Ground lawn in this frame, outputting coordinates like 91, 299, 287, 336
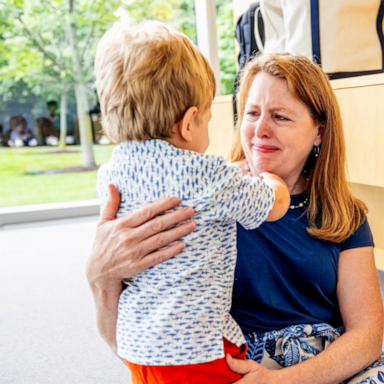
0, 145, 114, 207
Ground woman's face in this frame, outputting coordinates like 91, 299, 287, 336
240, 71, 322, 192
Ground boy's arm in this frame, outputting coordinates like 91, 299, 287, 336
259, 171, 290, 222
209, 160, 289, 229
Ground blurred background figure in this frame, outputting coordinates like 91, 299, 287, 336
46, 100, 76, 145
46, 100, 60, 132
89, 100, 110, 145
35, 117, 59, 146
0, 124, 5, 147
7, 116, 37, 147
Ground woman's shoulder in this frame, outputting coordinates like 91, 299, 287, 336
341, 219, 374, 251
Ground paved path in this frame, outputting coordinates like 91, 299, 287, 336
0, 217, 130, 384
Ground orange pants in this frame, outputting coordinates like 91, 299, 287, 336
124, 338, 247, 384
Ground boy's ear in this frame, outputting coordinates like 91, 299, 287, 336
176, 106, 198, 142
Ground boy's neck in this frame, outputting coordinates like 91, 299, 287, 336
165, 136, 203, 154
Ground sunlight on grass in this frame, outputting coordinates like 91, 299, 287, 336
0, 145, 115, 207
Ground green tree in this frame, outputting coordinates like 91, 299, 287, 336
125, 0, 180, 22
0, 0, 121, 166
178, 0, 197, 43
177, 0, 237, 95
0, 0, 238, 163
217, 0, 237, 95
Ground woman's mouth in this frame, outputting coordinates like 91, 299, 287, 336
252, 144, 280, 154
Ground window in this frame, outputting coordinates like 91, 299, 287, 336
0, 0, 236, 210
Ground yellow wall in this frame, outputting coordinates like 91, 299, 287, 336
331, 76, 384, 269
350, 183, 384, 269
206, 95, 235, 159
332, 75, 384, 187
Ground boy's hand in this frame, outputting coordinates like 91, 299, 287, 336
232, 159, 251, 176
259, 172, 290, 222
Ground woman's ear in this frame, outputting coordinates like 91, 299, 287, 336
175, 106, 198, 142
314, 124, 323, 146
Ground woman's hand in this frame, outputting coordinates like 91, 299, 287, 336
87, 184, 196, 287
86, 184, 195, 352
227, 355, 286, 384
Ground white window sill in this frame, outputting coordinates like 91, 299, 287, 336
0, 200, 99, 226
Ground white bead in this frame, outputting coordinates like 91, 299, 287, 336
289, 197, 308, 210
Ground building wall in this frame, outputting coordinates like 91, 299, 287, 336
207, 95, 235, 159
330, 74, 384, 268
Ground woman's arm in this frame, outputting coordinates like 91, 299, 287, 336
86, 185, 196, 353
227, 246, 383, 384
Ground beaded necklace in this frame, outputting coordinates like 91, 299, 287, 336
289, 196, 309, 210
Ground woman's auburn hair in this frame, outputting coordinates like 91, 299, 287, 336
231, 54, 367, 243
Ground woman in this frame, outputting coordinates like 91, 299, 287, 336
87, 54, 383, 383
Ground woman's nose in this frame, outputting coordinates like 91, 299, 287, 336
254, 114, 272, 138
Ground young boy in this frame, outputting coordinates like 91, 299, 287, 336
95, 21, 289, 384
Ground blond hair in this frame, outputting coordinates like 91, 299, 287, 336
231, 54, 367, 243
94, 21, 216, 142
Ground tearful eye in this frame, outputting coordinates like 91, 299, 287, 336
274, 114, 289, 121
246, 111, 260, 118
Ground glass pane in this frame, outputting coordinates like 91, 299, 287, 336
0, 0, 235, 208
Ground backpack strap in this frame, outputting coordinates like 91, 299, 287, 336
233, 2, 264, 126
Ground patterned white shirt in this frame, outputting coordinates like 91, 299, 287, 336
97, 140, 275, 365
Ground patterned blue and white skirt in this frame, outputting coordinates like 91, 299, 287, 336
245, 323, 384, 384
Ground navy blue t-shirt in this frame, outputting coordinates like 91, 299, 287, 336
231, 192, 374, 334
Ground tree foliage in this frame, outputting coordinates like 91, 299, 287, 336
0, 0, 237, 111
0, 0, 121, 105
0, 0, 127, 165
125, 0, 180, 22
216, 0, 237, 95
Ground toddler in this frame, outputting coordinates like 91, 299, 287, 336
95, 21, 289, 384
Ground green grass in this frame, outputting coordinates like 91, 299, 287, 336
0, 145, 114, 207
